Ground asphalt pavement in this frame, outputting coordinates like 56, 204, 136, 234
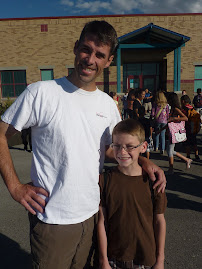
0, 131, 202, 269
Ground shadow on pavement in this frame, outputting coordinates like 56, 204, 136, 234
9, 146, 32, 153
166, 171, 202, 198
166, 192, 202, 212
8, 146, 24, 151
0, 233, 31, 269
163, 169, 202, 213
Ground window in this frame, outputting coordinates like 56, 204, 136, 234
1, 70, 27, 98
68, 68, 74, 75
194, 66, 202, 92
41, 69, 54, 81
41, 24, 48, 32
123, 63, 159, 91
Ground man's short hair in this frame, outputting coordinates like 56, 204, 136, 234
112, 119, 145, 143
78, 20, 118, 56
197, 88, 201, 94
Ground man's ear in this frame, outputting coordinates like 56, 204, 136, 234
74, 40, 79, 55
140, 141, 147, 154
104, 55, 114, 69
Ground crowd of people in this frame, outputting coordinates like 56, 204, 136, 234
110, 87, 201, 174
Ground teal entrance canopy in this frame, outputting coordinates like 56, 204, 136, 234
117, 23, 190, 93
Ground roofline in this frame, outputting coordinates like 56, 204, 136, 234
0, 12, 202, 22
118, 23, 190, 43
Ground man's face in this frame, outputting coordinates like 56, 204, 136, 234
73, 35, 114, 91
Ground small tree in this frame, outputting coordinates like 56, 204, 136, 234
0, 98, 14, 118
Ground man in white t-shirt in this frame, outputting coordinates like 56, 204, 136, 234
0, 21, 166, 269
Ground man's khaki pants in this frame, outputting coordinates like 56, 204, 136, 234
29, 213, 97, 269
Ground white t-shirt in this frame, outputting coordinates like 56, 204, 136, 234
2, 77, 121, 224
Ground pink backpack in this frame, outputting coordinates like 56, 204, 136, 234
168, 121, 187, 144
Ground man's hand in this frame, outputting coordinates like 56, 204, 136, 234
139, 156, 166, 193
10, 182, 49, 215
0, 121, 49, 215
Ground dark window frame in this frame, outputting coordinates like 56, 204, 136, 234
0, 70, 27, 98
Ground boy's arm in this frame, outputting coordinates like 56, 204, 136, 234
168, 107, 188, 122
149, 94, 153, 99
0, 121, 49, 214
153, 213, 166, 269
97, 206, 111, 269
138, 156, 166, 193
150, 126, 153, 137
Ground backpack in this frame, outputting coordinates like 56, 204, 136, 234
187, 108, 201, 134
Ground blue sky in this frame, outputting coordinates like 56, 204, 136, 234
1, 0, 202, 19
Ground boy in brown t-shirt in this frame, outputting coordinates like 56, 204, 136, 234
97, 119, 167, 269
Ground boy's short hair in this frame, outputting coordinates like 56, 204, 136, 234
181, 94, 191, 104
78, 20, 118, 56
112, 119, 145, 143
109, 91, 117, 98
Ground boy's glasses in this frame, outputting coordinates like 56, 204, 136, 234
111, 142, 143, 152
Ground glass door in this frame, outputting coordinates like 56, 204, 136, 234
127, 75, 140, 90
143, 76, 156, 93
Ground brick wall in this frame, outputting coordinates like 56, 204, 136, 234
0, 13, 202, 97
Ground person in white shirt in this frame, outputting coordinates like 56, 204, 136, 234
0, 20, 166, 269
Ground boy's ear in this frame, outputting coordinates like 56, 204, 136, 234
140, 141, 147, 154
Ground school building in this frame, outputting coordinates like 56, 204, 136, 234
0, 13, 202, 100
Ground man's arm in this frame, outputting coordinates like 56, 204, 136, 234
105, 145, 116, 163
138, 156, 166, 193
0, 121, 49, 215
153, 213, 166, 269
97, 206, 111, 269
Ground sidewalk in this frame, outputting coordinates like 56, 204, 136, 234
0, 131, 202, 268
149, 130, 202, 268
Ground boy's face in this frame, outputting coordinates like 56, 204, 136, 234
73, 34, 114, 91
112, 133, 147, 169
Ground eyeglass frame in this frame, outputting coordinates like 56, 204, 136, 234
111, 142, 143, 152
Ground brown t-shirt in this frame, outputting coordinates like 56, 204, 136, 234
99, 166, 167, 267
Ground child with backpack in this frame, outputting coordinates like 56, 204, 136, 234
98, 119, 167, 269
181, 94, 201, 160
151, 91, 170, 154
158, 93, 192, 175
